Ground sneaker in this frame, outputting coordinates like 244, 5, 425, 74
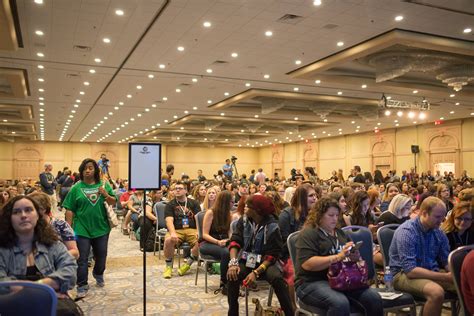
163, 266, 173, 279
75, 286, 89, 300
93, 273, 105, 287
177, 263, 191, 276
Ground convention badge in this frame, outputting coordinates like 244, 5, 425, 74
245, 252, 257, 268
256, 254, 262, 263
182, 217, 189, 228
241, 251, 248, 260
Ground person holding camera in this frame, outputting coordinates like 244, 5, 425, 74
98, 154, 110, 177
222, 159, 233, 181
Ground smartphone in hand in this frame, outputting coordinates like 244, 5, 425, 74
349, 241, 363, 253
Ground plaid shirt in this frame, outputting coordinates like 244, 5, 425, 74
389, 217, 449, 275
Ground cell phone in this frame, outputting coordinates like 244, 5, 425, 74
350, 241, 363, 253
377, 221, 385, 227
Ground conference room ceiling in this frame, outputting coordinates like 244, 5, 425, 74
0, 0, 473, 146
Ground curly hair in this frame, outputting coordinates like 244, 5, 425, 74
305, 197, 341, 229
0, 196, 59, 247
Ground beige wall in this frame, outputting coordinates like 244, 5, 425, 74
1, 118, 473, 181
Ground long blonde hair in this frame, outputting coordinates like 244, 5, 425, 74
202, 186, 220, 210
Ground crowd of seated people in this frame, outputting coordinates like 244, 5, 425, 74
1, 160, 473, 315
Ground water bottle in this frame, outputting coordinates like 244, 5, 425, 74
384, 266, 394, 292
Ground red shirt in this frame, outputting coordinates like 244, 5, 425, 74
120, 191, 132, 205
461, 251, 474, 314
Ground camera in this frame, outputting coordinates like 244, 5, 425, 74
231, 156, 237, 163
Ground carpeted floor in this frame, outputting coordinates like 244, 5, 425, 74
73, 226, 273, 315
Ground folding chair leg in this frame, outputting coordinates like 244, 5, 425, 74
204, 261, 208, 293
245, 286, 249, 316
267, 287, 273, 306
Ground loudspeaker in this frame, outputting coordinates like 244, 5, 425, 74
411, 145, 420, 154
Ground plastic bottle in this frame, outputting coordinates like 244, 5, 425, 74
384, 266, 394, 292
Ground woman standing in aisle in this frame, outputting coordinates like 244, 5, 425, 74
63, 158, 116, 299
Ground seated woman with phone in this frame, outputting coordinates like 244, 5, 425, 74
295, 197, 383, 315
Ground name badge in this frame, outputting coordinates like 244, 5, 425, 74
245, 252, 260, 269
182, 217, 189, 228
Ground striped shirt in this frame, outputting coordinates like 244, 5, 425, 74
389, 217, 449, 275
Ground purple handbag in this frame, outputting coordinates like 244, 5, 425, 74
327, 258, 369, 291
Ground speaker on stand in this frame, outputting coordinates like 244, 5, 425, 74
411, 145, 419, 173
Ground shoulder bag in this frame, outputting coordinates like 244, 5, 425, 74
327, 256, 369, 291
102, 181, 118, 228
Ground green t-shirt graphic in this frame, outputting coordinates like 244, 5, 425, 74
63, 181, 115, 238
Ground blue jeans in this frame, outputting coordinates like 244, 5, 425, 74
199, 241, 229, 283
296, 280, 383, 316
76, 233, 110, 288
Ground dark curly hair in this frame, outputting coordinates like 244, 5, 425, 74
305, 197, 341, 229
0, 195, 59, 247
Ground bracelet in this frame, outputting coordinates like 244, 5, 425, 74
259, 264, 267, 271
252, 270, 259, 278
228, 258, 239, 267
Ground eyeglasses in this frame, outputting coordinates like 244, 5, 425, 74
175, 187, 185, 191
455, 217, 472, 222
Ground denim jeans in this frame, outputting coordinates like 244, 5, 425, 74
76, 233, 110, 289
199, 241, 229, 284
227, 263, 294, 316
296, 280, 383, 316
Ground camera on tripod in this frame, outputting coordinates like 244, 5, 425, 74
231, 156, 237, 164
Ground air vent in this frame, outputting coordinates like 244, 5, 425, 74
66, 73, 80, 78
73, 45, 91, 52
179, 83, 191, 87
277, 14, 304, 25
322, 23, 339, 29
211, 60, 229, 65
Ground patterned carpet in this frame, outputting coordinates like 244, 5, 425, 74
74, 227, 273, 316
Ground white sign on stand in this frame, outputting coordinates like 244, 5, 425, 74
128, 143, 162, 190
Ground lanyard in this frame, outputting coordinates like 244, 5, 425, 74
176, 198, 188, 216
319, 227, 340, 253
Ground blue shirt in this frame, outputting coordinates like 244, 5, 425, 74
222, 163, 232, 178
389, 217, 450, 275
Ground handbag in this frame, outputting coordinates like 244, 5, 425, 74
327, 257, 369, 291
104, 201, 119, 228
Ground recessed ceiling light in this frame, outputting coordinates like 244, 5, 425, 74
148, 74, 154, 79
115, 9, 124, 16
386, 96, 392, 100
37, 52, 44, 57
337, 91, 342, 95
37, 65, 44, 69
177, 46, 184, 51
351, 121, 355, 124
295, 60, 302, 65
127, 94, 132, 98
192, 78, 198, 82
38, 88, 44, 92
119, 101, 124, 105
224, 92, 229, 96
361, 84, 367, 89
293, 87, 299, 91
324, 119, 328, 122
419, 112, 426, 119
315, 80, 321, 84
313, 0, 322, 6
449, 94, 455, 97
395, 15, 404, 21
412, 90, 418, 94
397, 111, 403, 117
162, 97, 168, 101
254, 115, 259, 118
463, 28, 472, 34
471, 113, 474, 116
38, 78, 44, 82
193, 106, 198, 110
103, 38, 111, 43
337, 41, 344, 47
455, 102, 460, 105
137, 85, 142, 89
35, 30, 44, 36
114, 106, 119, 110
203, 21, 212, 28
356, 125, 360, 128
206, 68, 213, 73
263, 74, 270, 79
159, 64, 166, 69
83, 81, 90, 86
231, 52, 238, 58
294, 117, 298, 120
184, 110, 189, 114
79, 91, 85, 95
89, 69, 96, 74
395, 124, 399, 127
385, 110, 391, 116
450, 111, 455, 114
265, 31, 273, 37
34, 0, 43, 4
245, 82, 251, 87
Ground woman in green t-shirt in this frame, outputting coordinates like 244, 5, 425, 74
63, 158, 116, 299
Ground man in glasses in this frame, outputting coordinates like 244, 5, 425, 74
162, 181, 201, 278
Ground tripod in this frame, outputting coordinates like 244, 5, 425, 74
231, 162, 239, 180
